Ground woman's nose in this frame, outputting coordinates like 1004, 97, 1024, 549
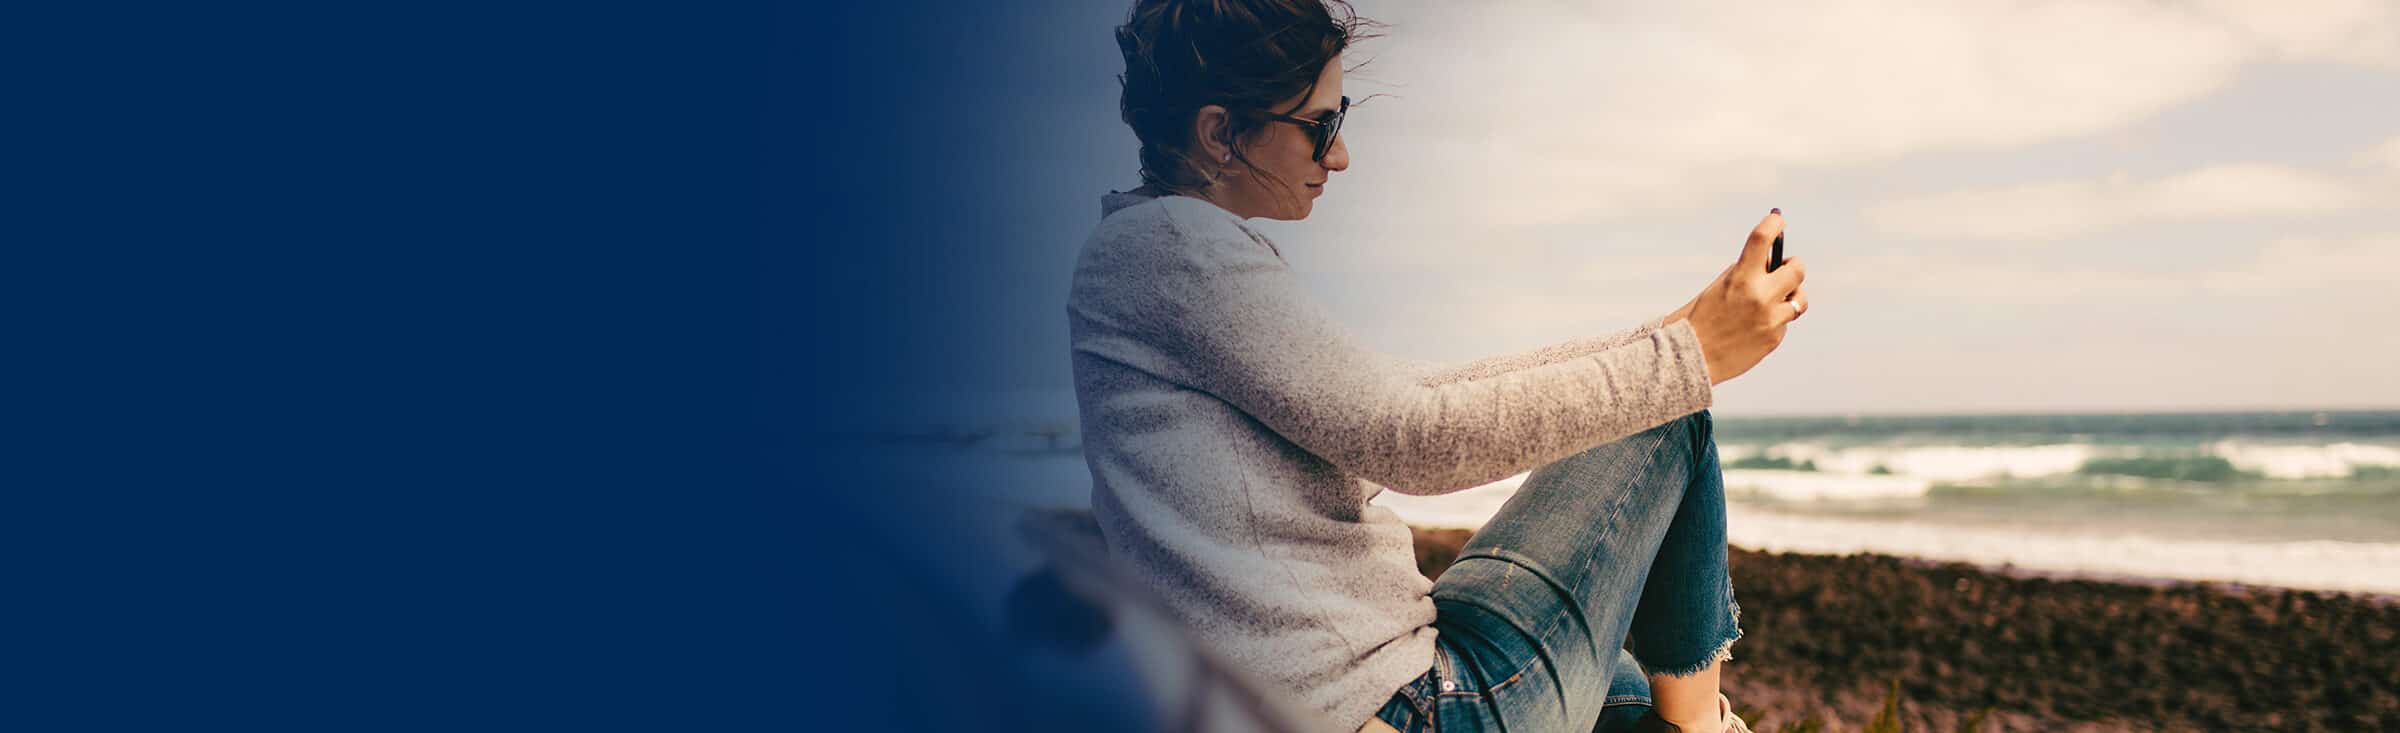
1322, 134, 1350, 171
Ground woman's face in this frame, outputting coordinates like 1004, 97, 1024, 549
1199, 58, 1350, 221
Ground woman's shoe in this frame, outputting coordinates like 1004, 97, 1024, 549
1632, 693, 1752, 733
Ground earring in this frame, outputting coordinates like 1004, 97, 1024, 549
1221, 152, 1230, 162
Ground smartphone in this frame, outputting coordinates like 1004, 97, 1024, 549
1769, 232, 1784, 272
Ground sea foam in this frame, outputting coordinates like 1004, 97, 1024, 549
1722, 504, 2400, 596
1370, 479, 2400, 595
1727, 442, 2101, 481
1728, 439, 2400, 482
2208, 439, 2400, 479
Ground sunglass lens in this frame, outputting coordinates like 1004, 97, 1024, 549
1320, 98, 1347, 160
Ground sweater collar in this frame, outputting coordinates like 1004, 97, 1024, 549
1101, 184, 1244, 222
1100, 184, 1171, 219
1100, 185, 1281, 259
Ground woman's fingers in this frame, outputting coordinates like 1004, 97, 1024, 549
1738, 210, 1784, 272
1766, 255, 1805, 297
1786, 285, 1809, 323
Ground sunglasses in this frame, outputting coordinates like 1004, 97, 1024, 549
1256, 95, 1348, 162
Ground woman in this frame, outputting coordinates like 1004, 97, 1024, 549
1069, 1, 1810, 731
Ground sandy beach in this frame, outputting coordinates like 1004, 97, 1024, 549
1410, 526, 2400, 732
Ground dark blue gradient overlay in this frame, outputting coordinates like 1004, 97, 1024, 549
11, 1, 1168, 731
766, 2, 1174, 730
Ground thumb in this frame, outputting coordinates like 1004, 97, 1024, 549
1738, 208, 1783, 273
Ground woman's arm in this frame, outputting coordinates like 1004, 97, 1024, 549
1117, 205, 1713, 496
1406, 288, 1702, 386
1408, 312, 1676, 387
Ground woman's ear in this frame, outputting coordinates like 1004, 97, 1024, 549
1192, 104, 1233, 163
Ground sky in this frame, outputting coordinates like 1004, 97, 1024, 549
889, 0, 2400, 424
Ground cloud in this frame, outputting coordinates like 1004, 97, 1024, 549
2204, 233, 2400, 296
1318, 251, 1729, 359
1322, 0, 2400, 248
2192, 0, 2400, 69
1835, 251, 2185, 304
1338, 1, 2234, 232
2357, 134, 2400, 171
1859, 162, 2382, 241
1835, 232, 2400, 304
1279, 2, 2400, 411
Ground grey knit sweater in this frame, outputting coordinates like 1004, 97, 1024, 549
1068, 187, 1715, 730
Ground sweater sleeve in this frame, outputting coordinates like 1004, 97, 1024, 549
1138, 208, 1713, 496
1409, 313, 1672, 387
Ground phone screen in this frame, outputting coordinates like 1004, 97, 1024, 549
1769, 232, 1785, 272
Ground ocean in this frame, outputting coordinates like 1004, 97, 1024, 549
864, 409, 2400, 596
1374, 410, 2400, 595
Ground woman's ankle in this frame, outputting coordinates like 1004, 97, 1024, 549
1634, 706, 1723, 733
1646, 656, 1723, 727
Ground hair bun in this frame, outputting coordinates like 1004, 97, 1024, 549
1112, 0, 1375, 192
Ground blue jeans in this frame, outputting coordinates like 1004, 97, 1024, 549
1372, 409, 1741, 732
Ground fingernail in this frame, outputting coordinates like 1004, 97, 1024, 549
1770, 207, 1781, 215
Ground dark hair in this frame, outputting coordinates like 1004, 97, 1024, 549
1114, 0, 1381, 197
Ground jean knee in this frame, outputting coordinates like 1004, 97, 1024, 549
1607, 647, 1653, 699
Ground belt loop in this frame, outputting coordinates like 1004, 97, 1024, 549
1393, 666, 1437, 725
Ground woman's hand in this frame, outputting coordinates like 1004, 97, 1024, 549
1665, 267, 1805, 327
1684, 210, 1808, 386
1662, 291, 1701, 327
